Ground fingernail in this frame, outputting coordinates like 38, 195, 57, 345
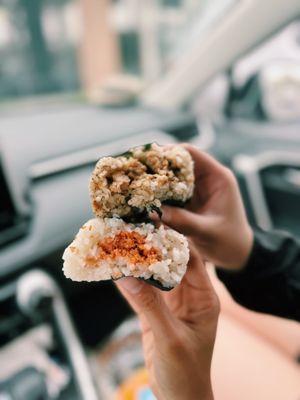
149, 210, 160, 221
118, 277, 143, 294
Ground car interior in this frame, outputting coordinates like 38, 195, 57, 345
0, 0, 300, 399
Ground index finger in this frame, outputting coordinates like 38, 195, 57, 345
181, 143, 225, 178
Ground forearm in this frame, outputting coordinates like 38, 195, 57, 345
217, 228, 300, 321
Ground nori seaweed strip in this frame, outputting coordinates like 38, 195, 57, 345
163, 199, 187, 208
171, 167, 180, 175
143, 143, 152, 151
122, 205, 163, 223
122, 207, 152, 224
149, 205, 162, 219
118, 142, 153, 159
144, 164, 155, 174
117, 142, 154, 158
117, 150, 134, 159
138, 277, 173, 291
113, 276, 173, 291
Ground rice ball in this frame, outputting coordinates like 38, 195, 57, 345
89, 143, 194, 220
63, 218, 189, 289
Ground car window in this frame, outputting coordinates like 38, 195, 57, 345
0, 0, 238, 108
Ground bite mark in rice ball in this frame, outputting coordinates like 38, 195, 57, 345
89, 143, 194, 220
63, 218, 189, 289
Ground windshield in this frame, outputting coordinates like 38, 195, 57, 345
0, 0, 237, 107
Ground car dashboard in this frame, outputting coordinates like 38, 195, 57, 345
1, 102, 300, 399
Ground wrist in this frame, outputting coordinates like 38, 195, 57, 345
233, 225, 254, 271
220, 225, 254, 271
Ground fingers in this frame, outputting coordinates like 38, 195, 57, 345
162, 242, 220, 327
115, 277, 174, 340
181, 143, 226, 177
165, 142, 227, 179
186, 242, 215, 292
182, 243, 220, 318
160, 205, 206, 237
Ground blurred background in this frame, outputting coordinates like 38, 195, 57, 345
0, 0, 236, 101
0, 1, 300, 399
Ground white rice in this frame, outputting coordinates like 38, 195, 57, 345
63, 218, 189, 288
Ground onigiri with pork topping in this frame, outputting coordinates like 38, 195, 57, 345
89, 143, 194, 220
63, 218, 189, 290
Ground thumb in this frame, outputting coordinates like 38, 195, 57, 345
116, 277, 174, 340
161, 206, 205, 237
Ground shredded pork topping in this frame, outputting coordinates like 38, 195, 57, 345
89, 144, 194, 218
85, 231, 162, 267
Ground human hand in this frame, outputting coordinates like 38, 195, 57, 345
116, 243, 219, 400
160, 144, 253, 270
